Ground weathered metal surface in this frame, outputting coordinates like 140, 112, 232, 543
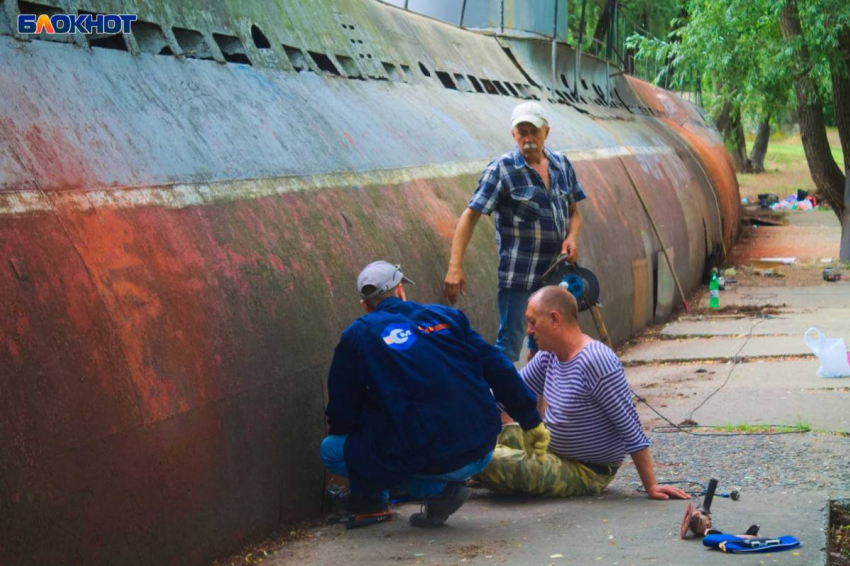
0, 0, 739, 564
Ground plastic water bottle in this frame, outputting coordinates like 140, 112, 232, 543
709, 269, 720, 309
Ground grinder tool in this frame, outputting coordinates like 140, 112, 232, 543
681, 478, 718, 539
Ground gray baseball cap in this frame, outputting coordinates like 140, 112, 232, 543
357, 261, 414, 300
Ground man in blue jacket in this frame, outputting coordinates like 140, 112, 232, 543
321, 261, 549, 528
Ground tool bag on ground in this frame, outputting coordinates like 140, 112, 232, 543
703, 533, 801, 554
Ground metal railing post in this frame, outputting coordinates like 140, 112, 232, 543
551, 2, 557, 101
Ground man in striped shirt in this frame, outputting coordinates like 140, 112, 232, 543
478, 286, 688, 500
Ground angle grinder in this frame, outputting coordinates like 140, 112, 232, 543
681, 478, 718, 538
539, 255, 601, 312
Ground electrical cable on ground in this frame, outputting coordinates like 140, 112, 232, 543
633, 480, 740, 500
632, 314, 810, 437
686, 317, 766, 422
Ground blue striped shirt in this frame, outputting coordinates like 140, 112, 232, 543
468, 147, 586, 290
520, 342, 650, 464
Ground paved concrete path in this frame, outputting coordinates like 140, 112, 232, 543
662, 308, 850, 338
627, 360, 850, 433
271, 488, 833, 566
620, 335, 813, 363
696, 283, 850, 309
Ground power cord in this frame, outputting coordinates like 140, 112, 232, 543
632, 314, 809, 437
633, 480, 740, 500
685, 317, 766, 422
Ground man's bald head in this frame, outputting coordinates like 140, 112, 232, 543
529, 285, 578, 326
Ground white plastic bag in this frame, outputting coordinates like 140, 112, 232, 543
804, 327, 850, 378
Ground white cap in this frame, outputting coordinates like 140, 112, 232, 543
511, 102, 548, 129
356, 261, 414, 300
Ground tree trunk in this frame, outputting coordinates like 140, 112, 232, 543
749, 115, 771, 174
842, 171, 850, 261
780, 0, 846, 219
714, 101, 751, 173
831, 27, 850, 173
592, 0, 614, 49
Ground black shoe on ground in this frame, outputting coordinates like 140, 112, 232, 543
409, 482, 470, 528
346, 493, 389, 515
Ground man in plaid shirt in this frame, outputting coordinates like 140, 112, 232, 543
444, 102, 586, 361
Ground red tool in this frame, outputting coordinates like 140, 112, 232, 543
681, 478, 718, 539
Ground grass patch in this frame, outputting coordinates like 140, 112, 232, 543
714, 422, 811, 434
766, 142, 844, 164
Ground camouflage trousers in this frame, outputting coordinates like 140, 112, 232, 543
477, 424, 617, 497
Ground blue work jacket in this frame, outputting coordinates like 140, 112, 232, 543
326, 297, 540, 492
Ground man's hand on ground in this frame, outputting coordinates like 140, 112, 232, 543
561, 236, 578, 262
444, 266, 466, 304
522, 422, 550, 462
645, 484, 689, 500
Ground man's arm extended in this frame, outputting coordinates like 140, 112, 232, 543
630, 448, 688, 500
444, 207, 482, 304
561, 203, 582, 261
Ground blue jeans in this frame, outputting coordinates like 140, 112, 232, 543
321, 435, 493, 500
496, 288, 537, 362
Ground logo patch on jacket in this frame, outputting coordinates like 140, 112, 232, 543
382, 323, 417, 350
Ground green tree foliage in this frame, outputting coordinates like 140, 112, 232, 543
629, 1, 791, 129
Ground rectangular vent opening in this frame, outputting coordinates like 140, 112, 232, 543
283, 44, 307, 71
173, 27, 212, 60
453, 73, 472, 91
468, 76, 484, 93
213, 33, 252, 65
491, 80, 510, 96
503, 82, 519, 97
336, 54, 362, 78
400, 64, 412, 82
134, 21, 171, 55
435, 71, 457, 90
17, 1, 71, 43
480, 78, 498, 95
515, 83, 531, 99
309, 51, 340, 75
79, 11, 127, 51
382, 62, 400, 81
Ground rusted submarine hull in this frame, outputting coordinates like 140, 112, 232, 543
0, 0, 739, 563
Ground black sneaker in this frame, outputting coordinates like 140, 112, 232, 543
346, 493, 389, 515
409, 482, 469, 528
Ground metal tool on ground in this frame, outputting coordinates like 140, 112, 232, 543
540, 255, 611, 348
327, 510, 394, 530
679, 479, 802, 553
681, 477, 718, 539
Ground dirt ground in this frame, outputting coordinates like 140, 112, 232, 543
729, 129, 844, 287
728, 213, 842, 288
831, 501, 850, 566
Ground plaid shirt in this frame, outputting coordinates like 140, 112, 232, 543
469, 147, 587, 290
